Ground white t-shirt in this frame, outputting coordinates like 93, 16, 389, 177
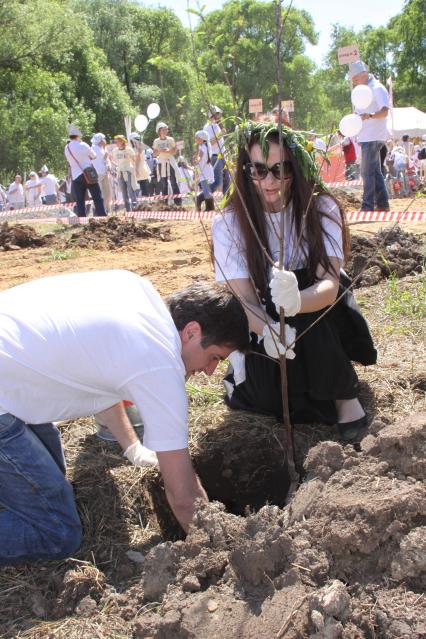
354, 75, 390, 143
7, 182, 24, 205
212, 196, 343, 281
40, 174, 58, 196
196, 144, 214, 184
153, 136, 176, 162
0, 270, 188, 452
203, 122, 225, 155
65, 140, 97, 180
91, 144, 108, 175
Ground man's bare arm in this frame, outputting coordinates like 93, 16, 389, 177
157, 449, 208, 532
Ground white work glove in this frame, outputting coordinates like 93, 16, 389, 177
123, 441, 158, 467
262, 322, 296, 360
269, 266, 301, 317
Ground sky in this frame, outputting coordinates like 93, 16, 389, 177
148, 0, 406, 66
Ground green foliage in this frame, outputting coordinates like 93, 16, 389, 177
384, 271, 426, 321
0, 0, 423, 182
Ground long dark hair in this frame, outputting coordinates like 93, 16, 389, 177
228, 130, 350, 298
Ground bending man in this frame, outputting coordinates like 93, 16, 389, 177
0, 271, 249, 565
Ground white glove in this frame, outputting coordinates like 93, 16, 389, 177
262, 322, 296, 360
124, 441, 158, 467
269, 266, 301, 317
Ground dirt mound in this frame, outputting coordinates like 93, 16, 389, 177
328, 187, 362, 210
66, 216, 172, 249
6, 412, 423, 639
0, 221, 53, 250
347, 226, 424, 286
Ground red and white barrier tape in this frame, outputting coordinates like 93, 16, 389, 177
324, 179, 363, 187
2, 210, 425, 226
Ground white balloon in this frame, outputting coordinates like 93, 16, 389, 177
134, 114, 148, 132
351, 84, 373, 110
339, 113, 363, 138
147, 103, 161, 119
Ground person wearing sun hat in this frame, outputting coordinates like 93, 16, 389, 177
64, 124, 106, 217
110, 134, 138, 211
152, 122, 182, 206
348, 60, 390, 212
91, 132, 112, 213
193, 129, 215, 211
25, 171, 42, 206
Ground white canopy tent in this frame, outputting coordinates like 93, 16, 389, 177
389, 107, 426, 138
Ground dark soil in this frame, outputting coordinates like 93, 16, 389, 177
329, 187, 362, 210
0, 221, 54, 250
347, 226, 425, 286
66, 217, 172, 250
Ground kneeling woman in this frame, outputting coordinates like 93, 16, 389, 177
211, 122, 377, 442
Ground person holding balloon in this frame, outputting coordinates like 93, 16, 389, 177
344, 60, 390, 212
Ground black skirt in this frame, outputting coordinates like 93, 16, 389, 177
224, 269, 377, 425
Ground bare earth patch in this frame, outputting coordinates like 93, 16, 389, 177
0, 211, 425, 638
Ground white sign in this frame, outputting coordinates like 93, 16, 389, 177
338, 44, 360, 65
249, 98, 263, 114
176, 140, 185, 150
281, 100, 294, 113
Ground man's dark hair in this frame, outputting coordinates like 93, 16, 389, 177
167, 282, 250, 352
69, 135, 79, 140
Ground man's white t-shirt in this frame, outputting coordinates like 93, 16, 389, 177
65, 140, 97, 180
203, 122, 225, 155
40, 174, 58, 197
0, 270, 188, 452
212, 196, 343, 280
354, 75, 390, 143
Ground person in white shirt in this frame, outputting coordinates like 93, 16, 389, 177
39, 166, 59, 205
349, 60, 390, 211
203, 106, 230, 194
25, 172, 42, 206
152, 122, 182, 206
110, 135, 138, 211
7, 175, 25, 209
193, 130, 215, 211
211, 121, 377, 446
0, 271, 249, 565
91, 132, 112, 213
0, 185, 7, 211
64, 124, 106, 217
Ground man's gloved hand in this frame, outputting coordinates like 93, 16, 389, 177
123, 441, 158, 467
262, 322, 296, 360
269, 266, 301, 316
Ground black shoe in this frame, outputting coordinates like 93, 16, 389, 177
337, 415, 368, 444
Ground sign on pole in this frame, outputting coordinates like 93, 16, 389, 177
176, 140, 185, 150
249, 98, 263, 114
338, 44, 360, 65
281, 100, 294, 113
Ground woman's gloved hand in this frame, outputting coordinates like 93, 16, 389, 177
269, 266, 301, 316
123, 441, 158, 467
262, 322, 296, 360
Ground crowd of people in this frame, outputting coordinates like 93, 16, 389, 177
1, 90, 425, 216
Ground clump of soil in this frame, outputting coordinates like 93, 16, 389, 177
347, 226, 424, 286
66, 216, 172, 249
0, 221, 53, 250
329, 187, 362, 210
135, 202, 186, 212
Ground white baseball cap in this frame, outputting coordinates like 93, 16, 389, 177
156, 121, 168, 133
207, 105, 222, 117
91, 132, 106, 145
68, 123, 82, 136
348, 60, 369, 79
195, 130, 209, 141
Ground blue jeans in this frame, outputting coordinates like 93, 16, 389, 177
211, 155, 230, 194
118, 171, 137, 211
360, 141, 389, 211
0, 414, 82, 565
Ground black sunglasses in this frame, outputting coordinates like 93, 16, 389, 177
244, 160, 293, 181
